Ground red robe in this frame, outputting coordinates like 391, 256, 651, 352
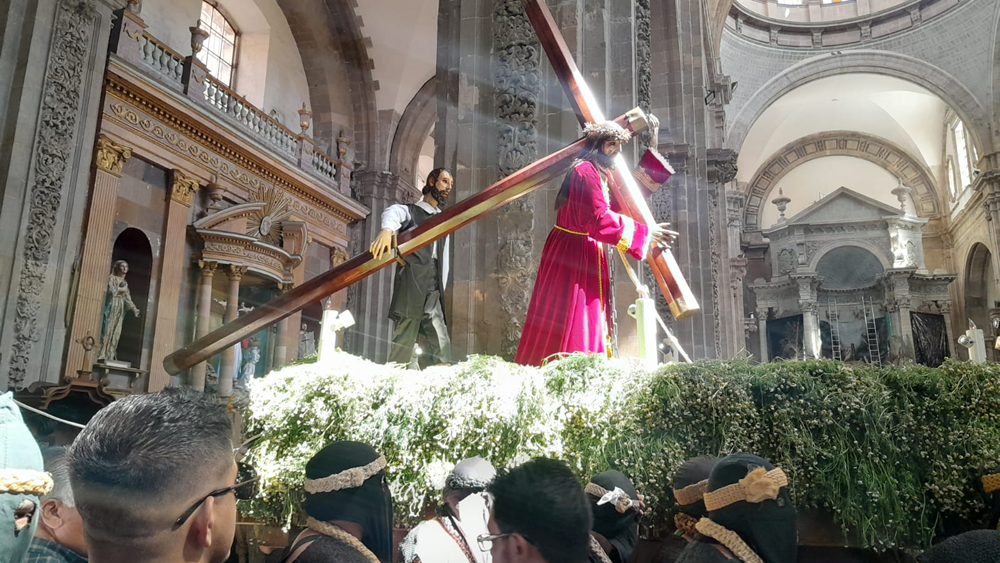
515, 161, 650, 366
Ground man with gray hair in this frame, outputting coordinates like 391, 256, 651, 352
25, 447, 86, 562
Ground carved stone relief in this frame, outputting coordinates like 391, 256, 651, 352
170, 169, 200, 206
9, 0, 98, 387
95, 135, 133, 175
778, 248, 796, 274
493, 0, 539, 359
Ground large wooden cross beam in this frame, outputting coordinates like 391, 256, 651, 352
522, 0, 699, 320
163, 110, 648, 374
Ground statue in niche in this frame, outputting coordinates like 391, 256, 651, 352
299, 323, 316, 357
240, 337, 261, 382
98, 260, 141, 362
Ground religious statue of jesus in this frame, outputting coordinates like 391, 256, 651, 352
515, 118, 676, 366
98, 259, 141, 362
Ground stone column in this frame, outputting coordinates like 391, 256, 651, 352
940, 301, 955, 354
190, 260, 218, 391
795, 275, 821, 359
1, 0, 125, 391
978, 153, 1000, 283
273, 282, 292, 368
219, 265, 246, 397
64, 135, 132, 380
148, 170, 199, 391
756, 307, 769, 362
885, 271, 916, 361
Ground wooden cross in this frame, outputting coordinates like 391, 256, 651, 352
164, 109, 648, 374
163, 0, 697, 374
521, 0, 699, 321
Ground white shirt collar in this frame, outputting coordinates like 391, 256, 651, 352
415, 200, 441, 215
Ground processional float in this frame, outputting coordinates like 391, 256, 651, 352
163, 0, 698, 375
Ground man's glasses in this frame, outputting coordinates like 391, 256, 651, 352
476, 532, 529, 552
172, 478, 258, 530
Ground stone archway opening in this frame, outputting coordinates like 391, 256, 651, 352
965, 243, 997, 335
110, 228, 153, 368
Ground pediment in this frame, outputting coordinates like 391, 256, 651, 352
785, 187, 902, 226
193, 202, 266, 234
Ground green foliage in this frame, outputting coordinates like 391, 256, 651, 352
242, 353, 1000, 550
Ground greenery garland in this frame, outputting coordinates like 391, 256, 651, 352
241, 352, 1000, 551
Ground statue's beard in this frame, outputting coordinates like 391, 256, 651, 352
592, 151, 617, 170
430, 187, 450, 206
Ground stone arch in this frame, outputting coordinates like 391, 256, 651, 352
276, 0, 380, 167
388, 77, 438, 182
964, 242, 996, 332
809, 240, 892, 272
728, 50, 991, 157
743, 131, 941, 231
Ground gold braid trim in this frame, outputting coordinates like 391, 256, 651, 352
703, 467, 787, 512
0, 469, 53, 496
588, 535, 613, 563
305, 456, 386, 493
695, 518, 763, 563
674, 512, 700, 536
306, 517, 380, 563
673, 479, 708, 506
983, 473, 1000, 494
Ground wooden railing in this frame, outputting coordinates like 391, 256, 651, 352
110, 10, 352, 192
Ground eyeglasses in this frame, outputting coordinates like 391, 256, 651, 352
172, 478, 258, 530
476, 531, 531, 552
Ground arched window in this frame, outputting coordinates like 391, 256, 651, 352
197, 2, 238, 87
946, 158, 957, 198
953, 121, 973, 190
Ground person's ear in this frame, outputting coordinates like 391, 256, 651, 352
39, 499, 62, 531
509, 532, 533, 561
187, 496, 216, 550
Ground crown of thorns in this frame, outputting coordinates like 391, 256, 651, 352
583, 121, 631, 142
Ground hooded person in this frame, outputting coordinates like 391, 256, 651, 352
281, 442, 394, 563
400, 457, 496, 563
983, 468, 1000, 530
584, 471, 642, 563
675, 453, 797, 563
918, 530, 1000, 563
672, 456, 720, 541
0, 392, 54, 563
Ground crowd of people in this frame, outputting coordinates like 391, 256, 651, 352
2, 388, 999, 563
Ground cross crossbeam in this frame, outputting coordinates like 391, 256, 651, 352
163, 110, 648, 374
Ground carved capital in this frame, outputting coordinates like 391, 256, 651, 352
227, 264, 248, 281
198, 260, 219, 276
170, 170, 201, 206
331, 247, 350, 267
95, 135, 133, 175
277, 282, 293, 293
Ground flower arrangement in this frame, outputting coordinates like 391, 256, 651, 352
242, 352, 1000, 551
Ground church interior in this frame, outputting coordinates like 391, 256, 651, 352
4, 0, 1000, 560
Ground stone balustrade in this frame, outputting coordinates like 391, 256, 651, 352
109, 11, 351, 193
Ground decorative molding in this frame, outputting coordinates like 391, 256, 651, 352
94, 135, 133, 174
9, 0, 97, 388
493, 0, 539, 359
103, 74, 363, 228
726, 0, 962, 49
743, 131, 940, 230
635, 0, 652, 149
245, 184, 292, 246
707, 148, 738, 184
709, 190, 722, 358
170, 169, 200, 206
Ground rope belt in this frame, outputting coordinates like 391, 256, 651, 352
554, 225, 588, 236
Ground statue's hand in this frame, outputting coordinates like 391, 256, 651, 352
650, 222, 679, 249
370, 228, 394, 260
133, 309, 141, 318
